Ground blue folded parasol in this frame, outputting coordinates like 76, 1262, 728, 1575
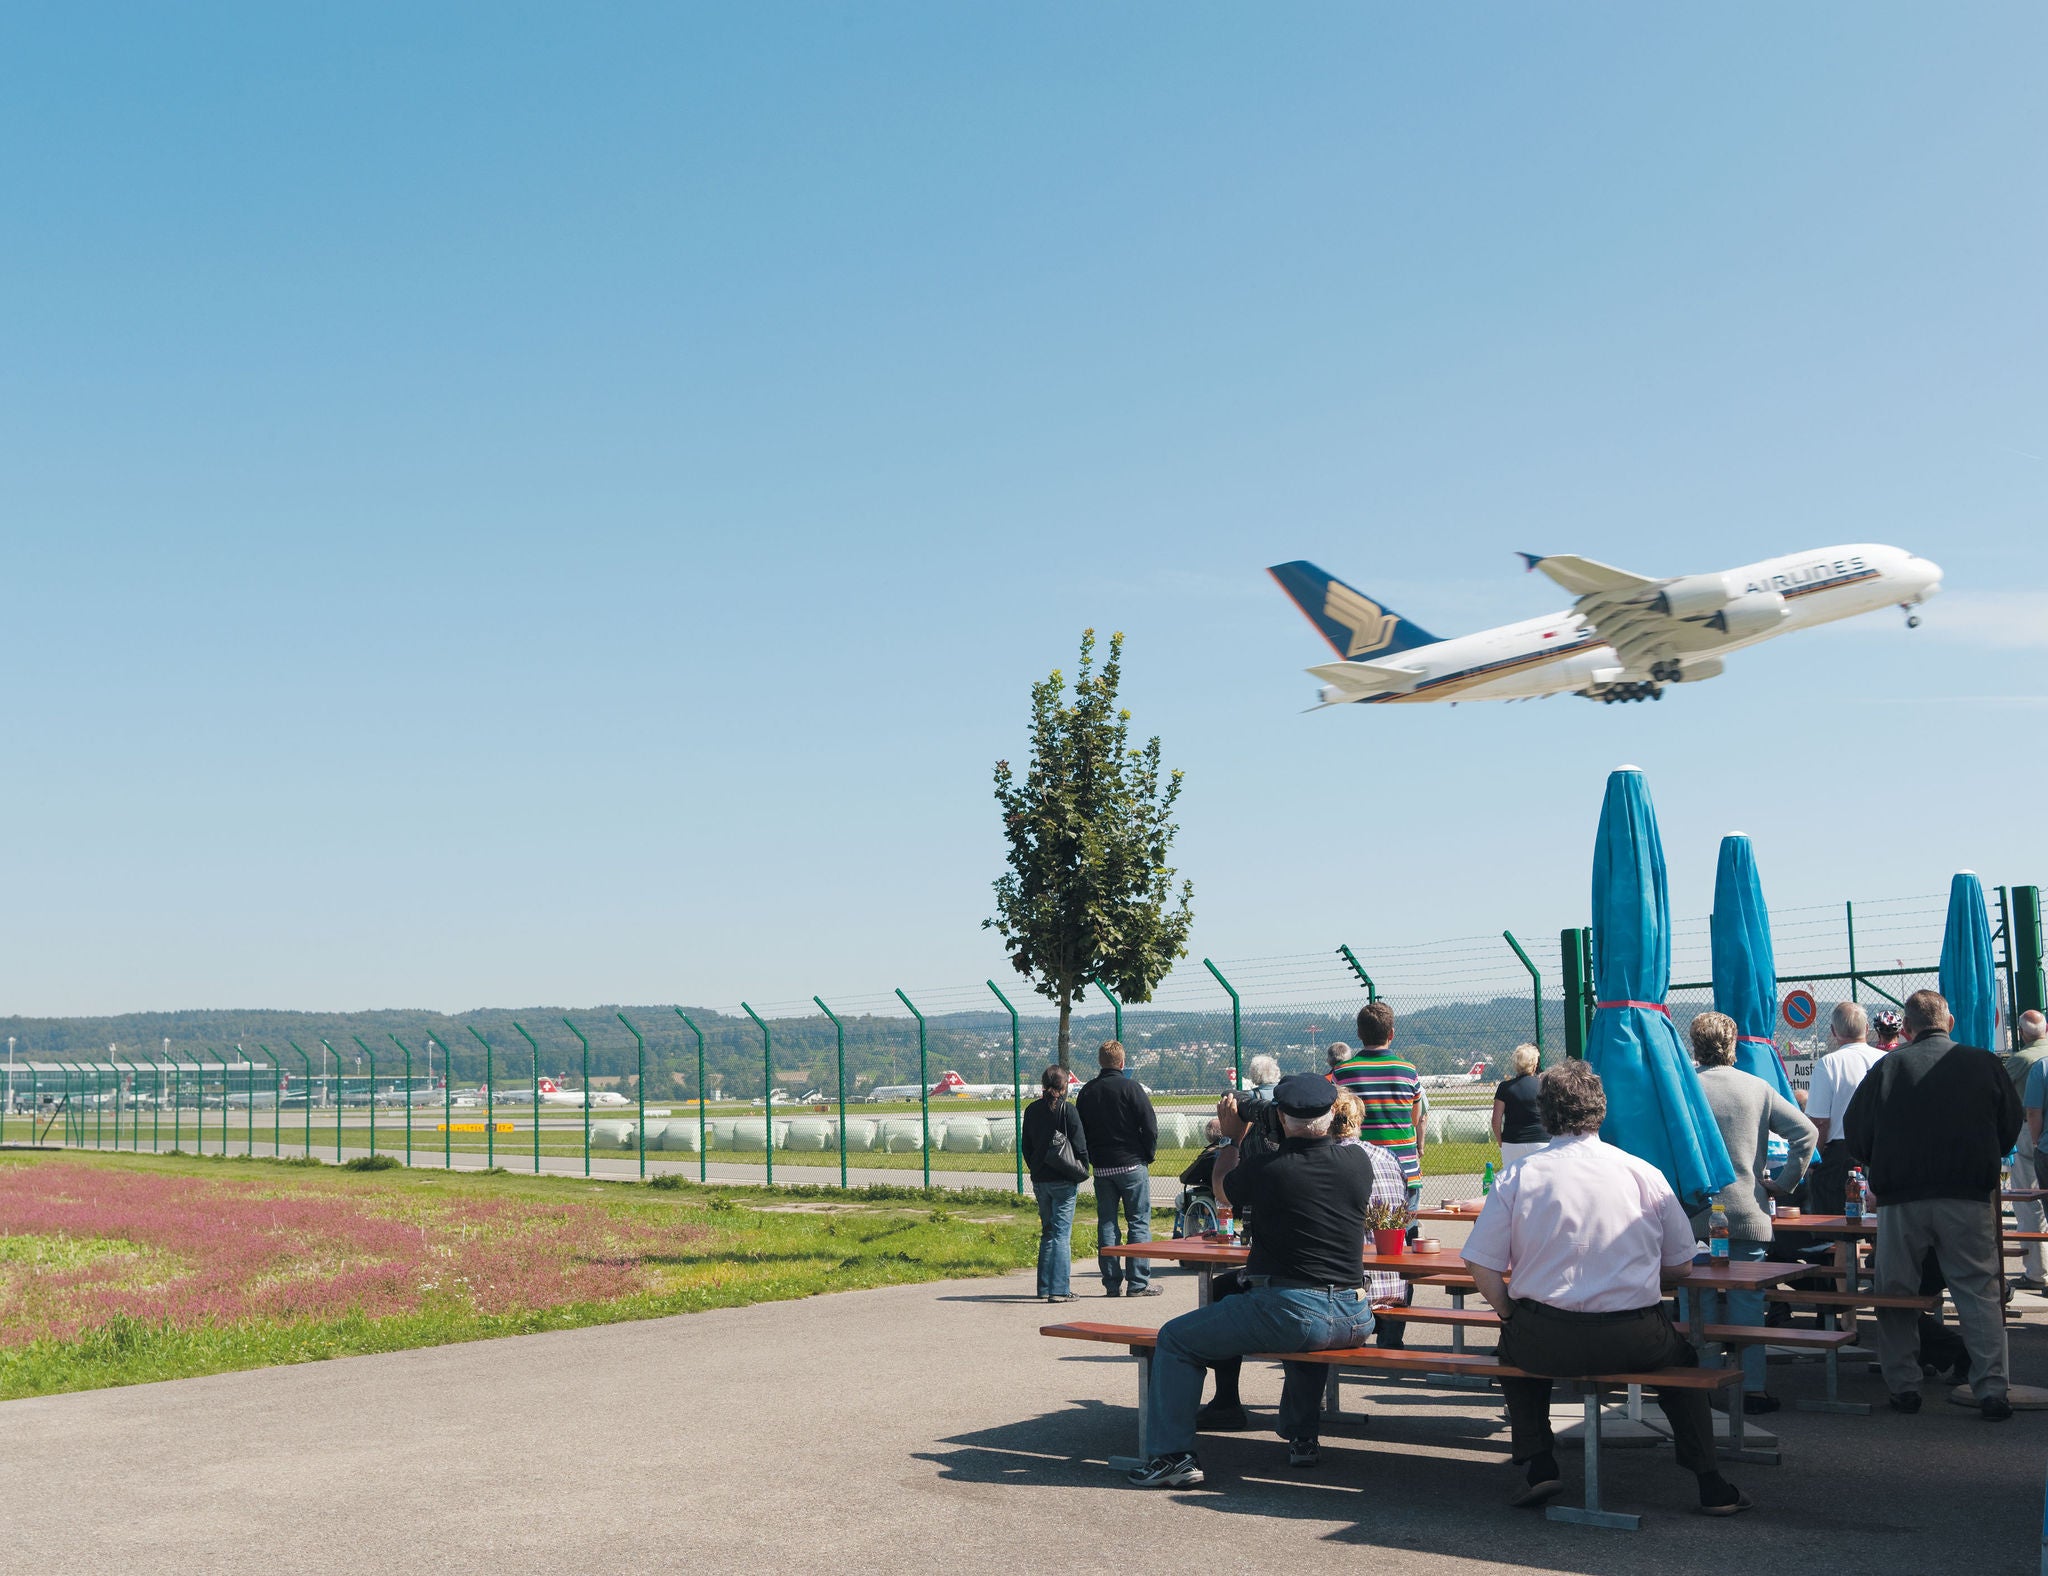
1711, 834, 1797, 1101
1939, 871, 1999, 1052
1586, 767, 1736, 1210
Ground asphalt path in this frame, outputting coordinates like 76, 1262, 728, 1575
4, 1251, 2044, 1574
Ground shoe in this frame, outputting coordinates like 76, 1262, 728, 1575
1195, 1400, 1250, 1432
1508, 1454, 1563, 1509
1103, 1286, 1121, 1298
1742, 1393, 1781, 1415
1981, 1395, 2014, 1422
2013, 1276, 2047, 1292
1287, 1437, 1321, 1469
1695, 1486, 1753, 1518
1126, 1286, 1163, 1298
1888, 1390, 1922, 1413
1126, 1452, 1203, 1488
1047, 1294, 1075, 1304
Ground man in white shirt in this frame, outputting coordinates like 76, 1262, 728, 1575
1802, 1001, 1886, 1214
1463, 1059, 1750, 1517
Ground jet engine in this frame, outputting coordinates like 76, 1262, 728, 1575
1704, 591, 1789, 639
1675, 656, 1724, 682
1652, 574, 1734, 618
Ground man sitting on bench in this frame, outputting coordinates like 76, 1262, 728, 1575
1462, 1060, 1752, 1518
1125, 1072, 1401, 1488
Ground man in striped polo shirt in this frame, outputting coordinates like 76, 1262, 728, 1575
1333, 1001, 1425, 1346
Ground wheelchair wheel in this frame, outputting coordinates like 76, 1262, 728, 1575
1182, 1194, 1220, 1238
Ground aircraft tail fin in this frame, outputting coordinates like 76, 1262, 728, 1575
1267, 562, 1440, 659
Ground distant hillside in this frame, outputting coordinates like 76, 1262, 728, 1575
0, 995, 1560, 1097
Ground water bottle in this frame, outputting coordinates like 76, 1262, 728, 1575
1481, 1160, 1496, 1195
1709, 1201, 1731, 1261
1845, 1168, 1864, 1221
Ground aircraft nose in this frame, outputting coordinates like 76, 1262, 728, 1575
1913, 555, 1943, 597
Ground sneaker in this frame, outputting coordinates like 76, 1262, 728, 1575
2013, 1276, 2047, 1293
1287, 1437, 1321, 1469
1508, 1454, 1563, 1509
1046, 1294, 1075, 1304
1695, 1484, 1753, 1517
1126, 1452, 1203, 1488
1888, 1390, 1922, 1414
1102, 1286, 1122, 1298
1126, 1285, 1163, 1298
1195, 1400, 1251, 1432
1981, 1395, 2014, 1422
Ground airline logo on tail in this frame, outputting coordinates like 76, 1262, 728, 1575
538, 1077, 562, 1095
1324, 582, 1400, 656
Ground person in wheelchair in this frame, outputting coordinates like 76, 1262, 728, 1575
1174, 1118, 1227, 1238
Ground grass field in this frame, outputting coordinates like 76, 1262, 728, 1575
0, 1150, 1055, 1400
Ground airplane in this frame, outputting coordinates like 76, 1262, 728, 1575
1270, 545, 1942, 707
1420, 1061, 1491, 1089
866, 1070, 1023, 1103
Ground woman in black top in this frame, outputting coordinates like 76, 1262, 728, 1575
1491, 1043, 1549, 1166
1020, 1066, 1090, 1303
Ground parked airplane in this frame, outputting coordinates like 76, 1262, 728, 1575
1420, 1061, 1490, 1089
1270, 545, 1941, 706
490, 1077, 629, 1108
866, 1070, 1022, 1103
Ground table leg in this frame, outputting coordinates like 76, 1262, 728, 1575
1546, 1389, 1641, 1532
1198, 1265, 1213, 1308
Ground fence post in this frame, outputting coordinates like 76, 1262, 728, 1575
562, 1018, 592, 1178
205, 1047, 231, 1155
320, 1039, 345, 1160
388, 1035, 417, 1168
427, 1034, 451, 1169
2015, 886, 2046, 1019
1561, 928, 1591, 1059
674, 1010, 706, 1182
1203, 958, 1243, 1089
349, 1037, 382, 1157
813, 998, 849, 1189
466, 1026, 496, 1170
256, 1045, 281, 1155
617, 1014, 647, 1181
1090, 978, 1124, 1040
169, 1051, 182, 1153
109, 1049, 121, 1151
1999, 885, 2020, 1051
512, 1022, 543, 1174
1337, 945, 1378, 1002
893, 989, 930, 1190
237, 1044, 254, 1155
1503, 931, 1544, 1058
740, 1004, 774, 1187
286, 1042, 313, 1157
1846, 900, 1859, 1003
986, 982, 1023, 1194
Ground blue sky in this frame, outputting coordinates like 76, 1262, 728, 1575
2, 5, 2042, 1017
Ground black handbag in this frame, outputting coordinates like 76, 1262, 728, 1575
1043, 1106, 1090, 1183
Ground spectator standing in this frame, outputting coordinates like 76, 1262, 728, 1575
2009, 1009, 2048, 1291
1870, 1009, 1904, 1052
1325, 1042, 1351, 1075
1462, 1060, 1752, 1516
1125, 1074, 1400, 1488
1687, 1012, 1816, 1412
1843, 990, 2023, 1419
1077, 1040, 1160, 1299
1333, 1002, 1426, 1346
1020, 1065, 1090, 1302
1490, 1044, 1548, 1167
1331, 1091, 1409, 1309
1803, 1001, 1884, 1214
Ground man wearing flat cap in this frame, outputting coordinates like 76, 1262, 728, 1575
1126, 1071, 1403, 1488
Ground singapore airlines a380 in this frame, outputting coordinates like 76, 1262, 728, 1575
1271, 545, 1942, 707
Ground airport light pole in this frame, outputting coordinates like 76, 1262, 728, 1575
561, 1018, 591, 1178
673, 1010, 706, 1183
466, 1026, 495, 1170
512, 1021, 542, 1174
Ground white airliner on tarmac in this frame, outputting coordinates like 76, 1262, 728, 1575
866, 1070, 1022, 1103
1271, 545, 1941, 706
491, 1077, 629, 1109
1420, 1061, 1490, 1089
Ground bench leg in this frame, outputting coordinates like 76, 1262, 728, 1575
1546, 1390, 1641, 1531
1323, 1365, 1344, 1418
1107, 1349, 1152, 1472
1795, 1340, 1871, 1415
1448, 1287, 1467, 1354
1720, 1374, 1779, 1464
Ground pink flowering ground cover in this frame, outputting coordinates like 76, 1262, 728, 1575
0, 1152, 1040, 1397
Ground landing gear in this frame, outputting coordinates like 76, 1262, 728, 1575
1583, 681, 1665, 704
1902, 603, 1922, 629
1650, 659, 1682, 683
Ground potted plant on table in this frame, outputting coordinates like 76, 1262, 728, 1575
1366, 1198, 1415, 1256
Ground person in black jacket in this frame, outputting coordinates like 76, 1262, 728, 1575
1077, 1041, 1160, 1298
1021, 1066, 1089, 1302
1843, 988, 2024, 1420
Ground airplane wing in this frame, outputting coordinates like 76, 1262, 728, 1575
1519, 552, 1689, 674
1306, 659, 1425, 697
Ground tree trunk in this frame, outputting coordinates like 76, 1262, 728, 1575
1057, 986, 1072, 1072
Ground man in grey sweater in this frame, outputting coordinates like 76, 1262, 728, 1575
1688, 1012, 1818, 1413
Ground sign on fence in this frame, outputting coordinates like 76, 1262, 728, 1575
1780, 989, 1818, 1030
438, 1122, 516, 1133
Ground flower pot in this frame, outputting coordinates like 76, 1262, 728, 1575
1372, 1228, 1407, 1256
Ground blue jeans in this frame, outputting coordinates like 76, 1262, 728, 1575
1094, 1169, 1152, 1292
1148, 1286, 1376, 1456
1034, 1181, 1078, 1297
1681, 1239, 1769, 1392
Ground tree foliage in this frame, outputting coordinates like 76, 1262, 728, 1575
985, 629, 1195, 1068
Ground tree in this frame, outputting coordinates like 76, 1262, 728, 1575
985, 629, 1195, 1070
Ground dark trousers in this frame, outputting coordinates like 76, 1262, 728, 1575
1807, 1138, 1853, 1215
1497, 1299, 1715, 1475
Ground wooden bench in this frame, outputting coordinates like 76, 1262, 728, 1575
1043, 1320, 1742, 1531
